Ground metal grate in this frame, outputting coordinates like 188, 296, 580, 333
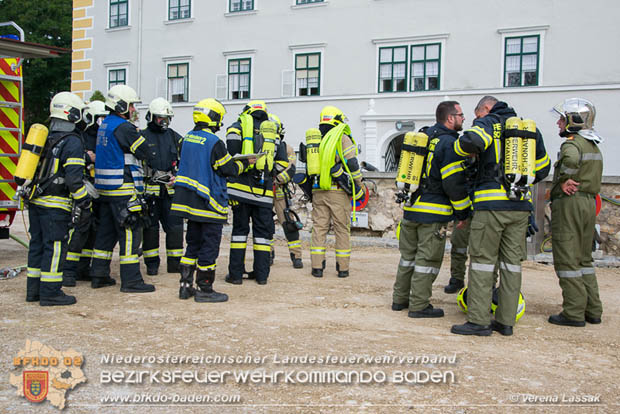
384, 134, 404, 172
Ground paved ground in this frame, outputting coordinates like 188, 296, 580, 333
1, 217, 619, 413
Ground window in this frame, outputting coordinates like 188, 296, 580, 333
108, 68, 126, 88
295, 53, 320, 96
167, 63, 189, 103
504, 35, 539, 87
378, 46, 407, 93
110, 0, 128, 28
228, 58, 251, 100
169, 0, 191, 20
230, 0, 253, 12
410, 43, 440, 91
296, 0, 323, 4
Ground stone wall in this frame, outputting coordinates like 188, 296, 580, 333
286, 173, 620, 256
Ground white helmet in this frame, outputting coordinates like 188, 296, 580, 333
146, 97, 174, 128
50, 92, 85, 123
105, 84, 141, 114
83, 100, 108, 128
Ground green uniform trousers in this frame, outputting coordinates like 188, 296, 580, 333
393, 219, 447, 311
450, 218, 470, 281
467, 210, 528, 326
551, 194, 603, 321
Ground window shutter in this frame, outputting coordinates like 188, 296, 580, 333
215, 74, 227, 100
281, 69, 295, 97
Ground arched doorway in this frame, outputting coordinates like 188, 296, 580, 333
384, 133, 405, 172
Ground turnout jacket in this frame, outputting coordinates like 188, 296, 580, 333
404, 123, 471, 223
551, 133, 602, 201
95, 114, 151, 199
29, 129, 89, 212
453, 102, 551, 211
142, 123, 182, 197
171, 126, 247, 223
225, 117, 289, 208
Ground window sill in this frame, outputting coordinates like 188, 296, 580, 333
291, 2, 328, 10
105, 25, 131, 33
164, 18, 194, 25
224, 10, 258, 17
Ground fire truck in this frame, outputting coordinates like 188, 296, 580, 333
0, 21, 68, 241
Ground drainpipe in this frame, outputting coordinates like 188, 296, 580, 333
137, 0, 144, 96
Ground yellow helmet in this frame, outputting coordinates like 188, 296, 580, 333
319, 105, 347, 127
50, 92, 85, 123
457, 287, 526, 323
193, 98, 226, 127
242, 100, 267, 115
268, 113, 285, 137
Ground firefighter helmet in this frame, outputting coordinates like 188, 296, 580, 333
552, 98, 596, 132
83, 100, 108, 128
457, 287, 525, 322
50, 92, 85, 123
146, 97, 174, 129
242, 100, 267, 116
319, 105, 347, 127
268, 113, 285, 137
193, 98, 226, 127
105, 84, 141, 114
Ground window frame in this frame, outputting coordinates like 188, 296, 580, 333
294, 52, 321, 96
503, 34, 540, 88
227, 58, 252, 100
409, 42, 441, 92
107, 67, 127, 89
229, 0, 254, 12
109, 0, 129, 28
168, 0, 191, 20
377, 46, 408, 93
296, 0, 323, 4
166, 62, 190, 103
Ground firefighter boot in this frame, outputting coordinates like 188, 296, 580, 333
195, 270, 229, 303
291, 253, 303, 269
26, 277, 40, 302
179, 264, 195, 300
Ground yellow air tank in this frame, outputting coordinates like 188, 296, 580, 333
503, 117, 522, 186
14, 123, 49, 186
256, 120, 276, 172
396, 131, 428, 193
520, 119, 537, 185
305, 128, 321, 176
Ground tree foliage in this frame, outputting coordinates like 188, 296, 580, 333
0, 0, 72, 127
90, 90, 106, 103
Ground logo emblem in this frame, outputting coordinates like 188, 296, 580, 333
23, 371, 48, 403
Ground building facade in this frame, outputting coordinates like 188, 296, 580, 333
72, 0, 620, 174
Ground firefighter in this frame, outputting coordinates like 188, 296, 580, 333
310, 106, 365, 278
90, 85, 155, 293
444, 218, 470, 293
171, 98, 253, 302
141, 97, 184, 275
25, 92, 91, 306
63, 100, 107, 287
451, 96, 550, 336
224, 100, 289, 285
270, 113, 303, 269
392, 101, 471, 317
548, 98, 603, 327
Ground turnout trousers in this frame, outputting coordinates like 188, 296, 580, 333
142, 193, 184, 271
228, 202, 273, 282
551, 195, 603, 321
466, 210, 528, 327
27, 204, 71, 298
310, 190, 351, 272
392, 219, 447, 311
89, 198, 144, 288
273, 195, 302, 260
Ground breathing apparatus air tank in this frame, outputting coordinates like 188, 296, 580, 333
520, 118, 537, 186
503, 117, 522, 188
256, 120, 277, 173
503, 117, 537, 200
305, 128, 321, 176
395, 131, 429, 204
14, 123, 49, 187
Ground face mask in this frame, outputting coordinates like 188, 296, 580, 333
96, 117, 104, 126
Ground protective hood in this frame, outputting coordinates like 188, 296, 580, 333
578, 129, 604, 144
50, 118, 76, 133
